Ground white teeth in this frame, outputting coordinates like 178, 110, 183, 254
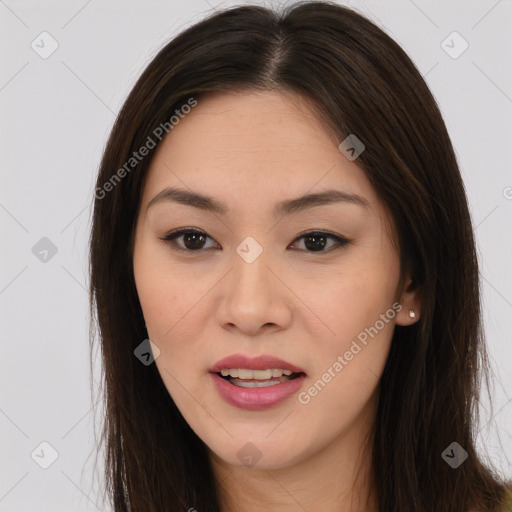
219, 368, 295, 379
238, 368, 254, 379
257, 369, 273, 379
232, 379, 283, 388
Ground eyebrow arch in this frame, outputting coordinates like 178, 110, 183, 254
146, 186, 369, 217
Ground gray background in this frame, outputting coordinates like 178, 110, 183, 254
1, 0, 511, 510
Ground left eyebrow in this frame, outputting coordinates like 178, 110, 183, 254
146, 186, 369, 217
274, 189, 369, 216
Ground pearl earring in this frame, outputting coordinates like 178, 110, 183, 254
409, 310, 416, 319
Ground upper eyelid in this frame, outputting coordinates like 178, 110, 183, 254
162, 227, 346, 240
162, 228, 349, 249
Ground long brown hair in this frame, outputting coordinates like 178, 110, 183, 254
89, 2, 510, 510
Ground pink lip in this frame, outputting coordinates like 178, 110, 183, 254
210, 372, 307, 411
209, 353, 306, 411
209, 353, 306, 373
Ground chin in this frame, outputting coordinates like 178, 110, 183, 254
208, 436, 307, 471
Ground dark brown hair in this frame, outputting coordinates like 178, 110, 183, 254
89, 2, 510, 511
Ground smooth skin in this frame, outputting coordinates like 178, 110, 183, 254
132, 89, 421, 512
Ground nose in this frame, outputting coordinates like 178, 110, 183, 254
215, 247, 293, 336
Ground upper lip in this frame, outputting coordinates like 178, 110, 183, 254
210, 353, 306, 374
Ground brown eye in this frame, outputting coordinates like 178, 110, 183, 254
289, 231, 350, 253
162, 229, 218, 252
161, 228, 349, 255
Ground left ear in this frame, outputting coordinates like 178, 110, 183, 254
395, 275, 422, 326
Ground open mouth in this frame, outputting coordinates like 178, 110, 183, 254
210, 364, 307, 410
216, 369, 305, 388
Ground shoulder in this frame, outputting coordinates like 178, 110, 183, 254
500, 485, 512, 512
469, 487, 512, 512
504, 486, 512, 511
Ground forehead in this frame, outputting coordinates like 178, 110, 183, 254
140, 89, 382, 218
154, 89, 340, 165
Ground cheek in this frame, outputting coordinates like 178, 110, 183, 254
304, 250, 399, 398
300, 316, 394, 432
310, 259, 399, 343
134, 244, 205, 342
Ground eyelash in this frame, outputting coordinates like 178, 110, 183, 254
160, 228, 350, 255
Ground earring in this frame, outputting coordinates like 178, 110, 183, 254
409, 310, 416, 319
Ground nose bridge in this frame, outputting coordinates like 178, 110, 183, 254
217, 234, 291, 333
231, 236, 272, 300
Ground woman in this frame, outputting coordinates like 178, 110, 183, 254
89, 2, 512, 511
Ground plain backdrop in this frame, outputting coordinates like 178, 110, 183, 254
1, 0, 511, 510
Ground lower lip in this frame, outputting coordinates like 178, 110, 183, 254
210, 372, 306, 411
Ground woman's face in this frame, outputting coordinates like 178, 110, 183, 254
133, 90, 419, 471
